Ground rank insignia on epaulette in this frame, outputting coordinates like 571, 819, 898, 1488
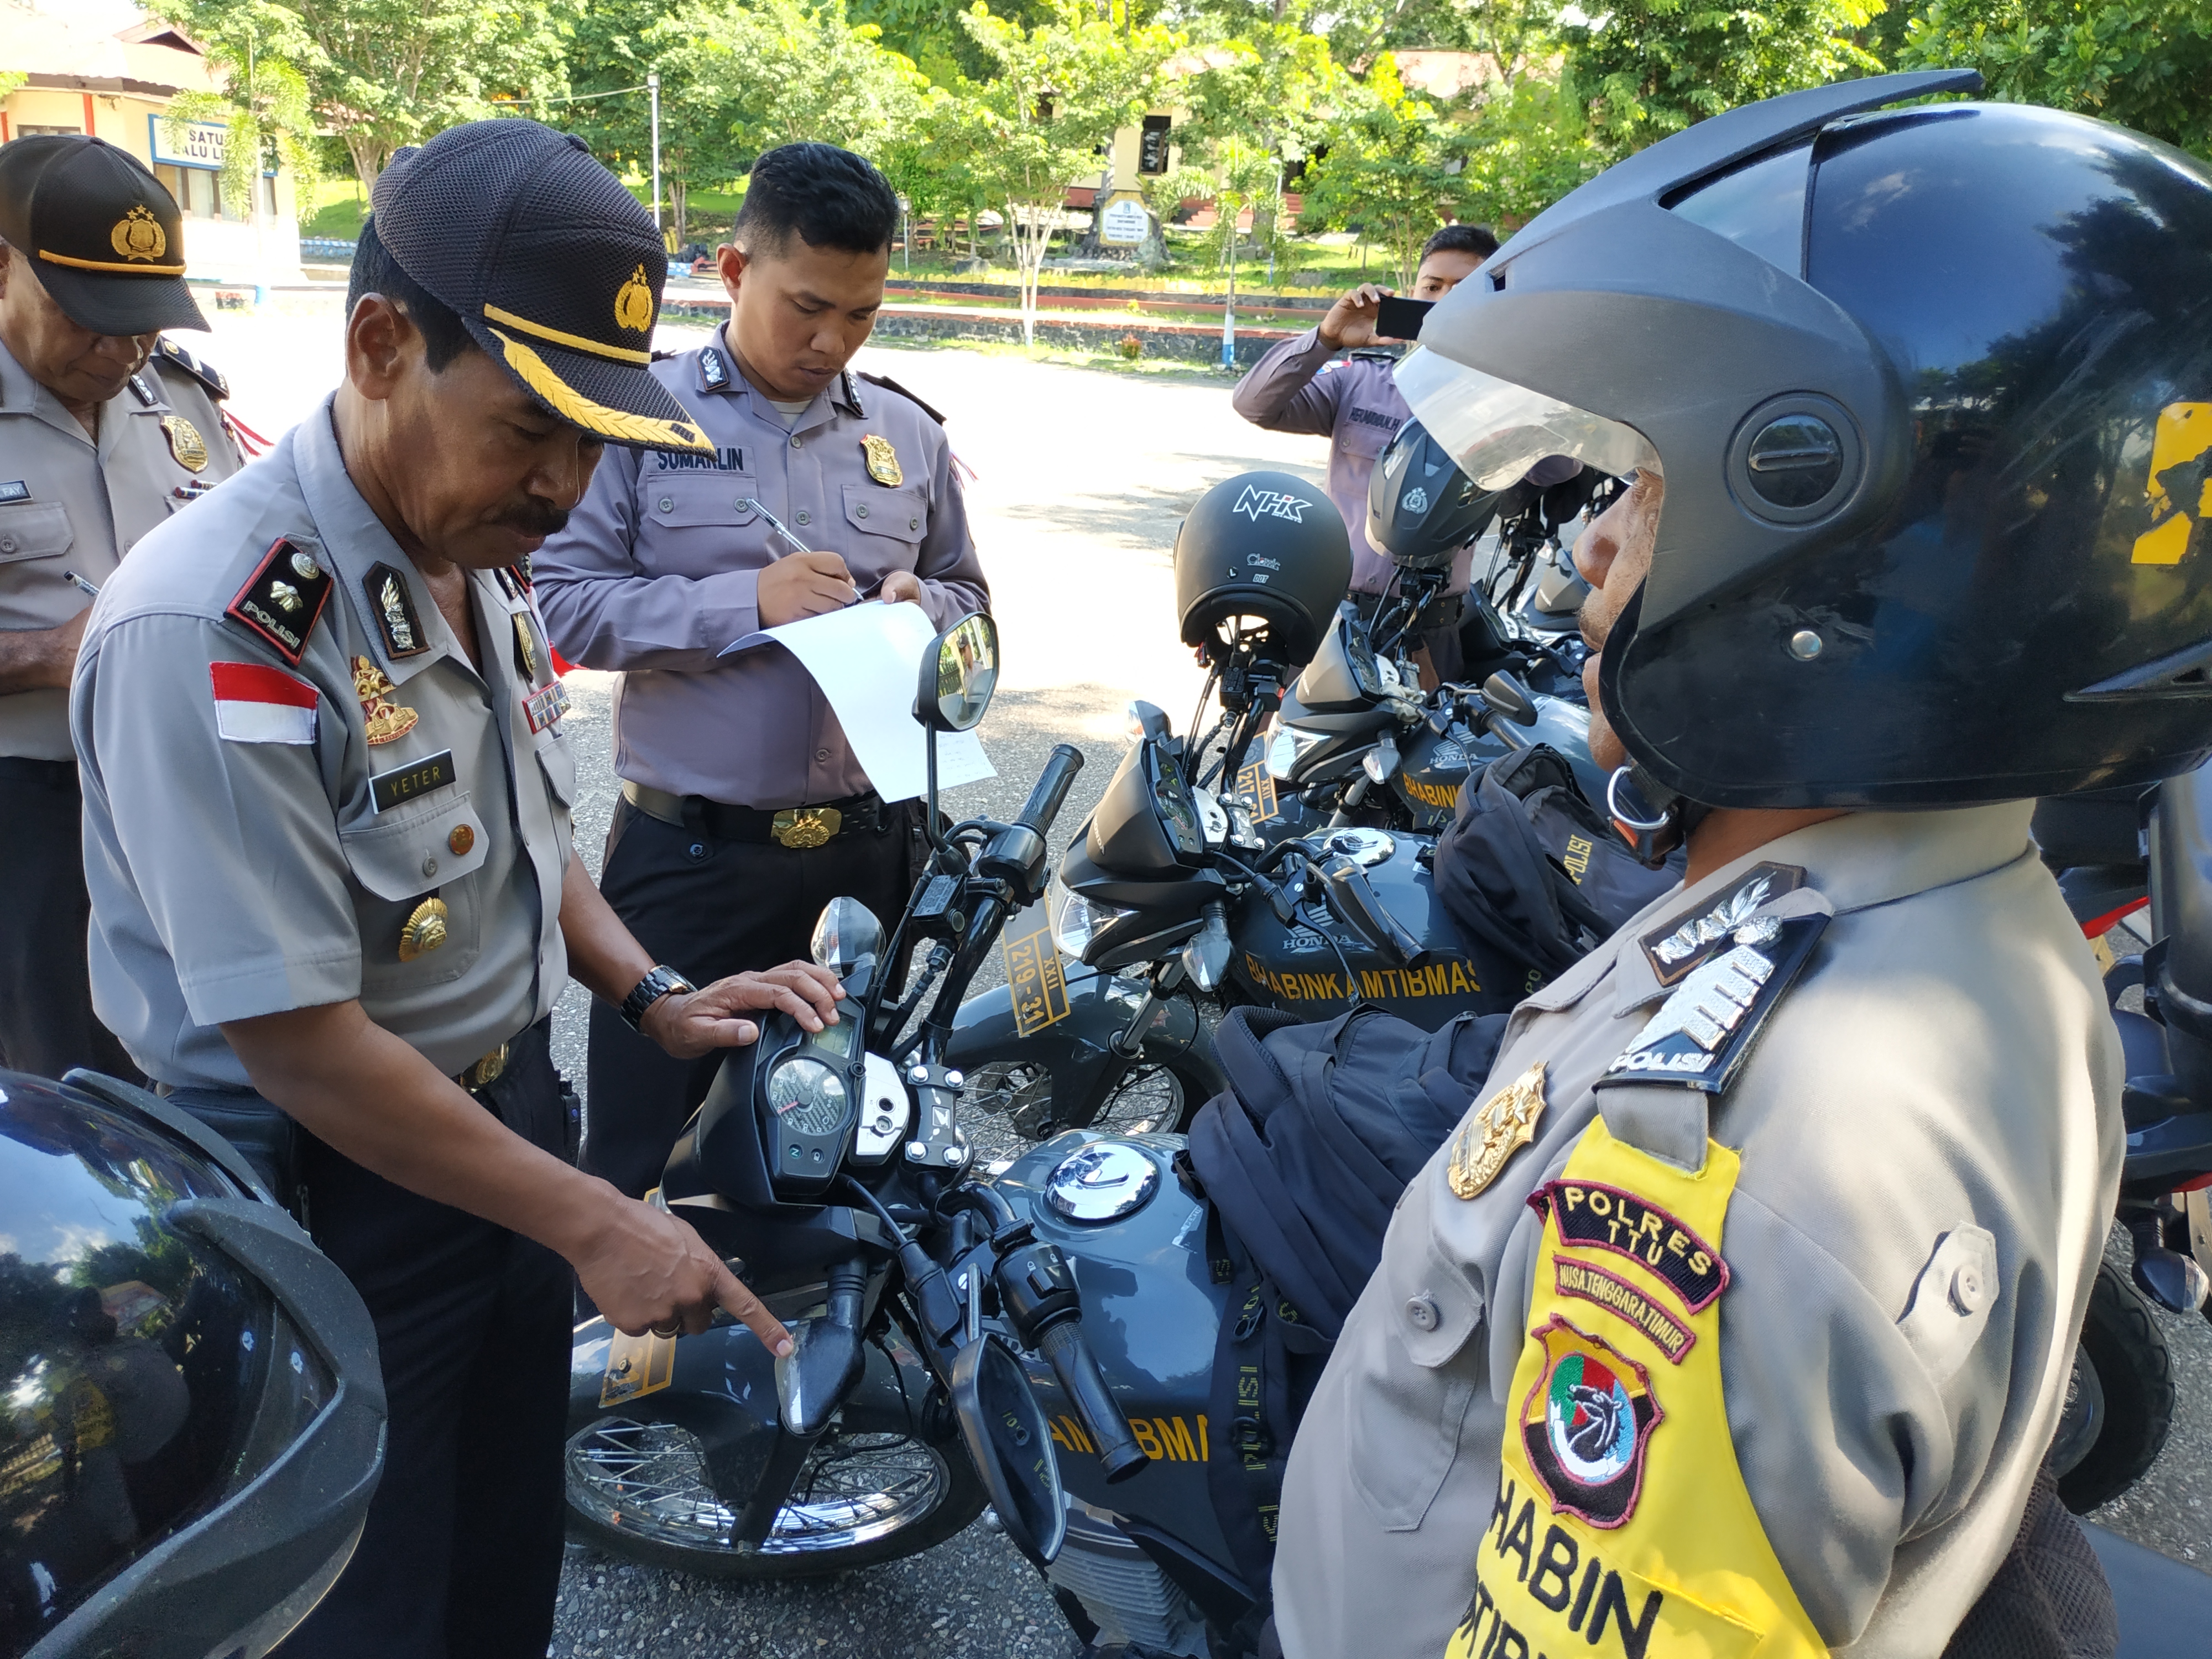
158, 337, 228, 400
862, 433, 902, 487
1601, 912, 1827, 1095
226, 538, 333, 666
160, 415, 208, 473
363, 562, 429, 658
1639, 861, 1806, 987
129, 374, 157, 407
699, 346, 731, 392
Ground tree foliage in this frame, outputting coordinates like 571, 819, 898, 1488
1296, 54, 1474, 286
155, 0, 325, 225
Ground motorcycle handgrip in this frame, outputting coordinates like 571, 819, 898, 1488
1037, 1317, 1148, 1483
1015, 744, 1087, 838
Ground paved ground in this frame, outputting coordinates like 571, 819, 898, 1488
198, 300, 2212, 1652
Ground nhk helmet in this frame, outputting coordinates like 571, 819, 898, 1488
1400, 69, 2212, 808
1175, 470, 1352, 669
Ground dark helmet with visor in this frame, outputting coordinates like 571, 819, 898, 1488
1399, 70, 2212, 810
0, 1071, 383, 1659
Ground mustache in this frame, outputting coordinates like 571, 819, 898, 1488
492, 499, 569, 538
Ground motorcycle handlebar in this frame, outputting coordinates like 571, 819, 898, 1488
1037, 1318, 1148, 1483
1016, 744, 1086, 838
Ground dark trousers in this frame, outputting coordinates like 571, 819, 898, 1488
269, 1019, 570, 1659
0, 758, 136, 1081
585, 795, 921, 1199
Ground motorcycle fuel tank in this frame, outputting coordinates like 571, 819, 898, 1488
992, 1132, 1239, 1572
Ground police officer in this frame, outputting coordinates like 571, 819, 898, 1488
0, 135, 242, 1080
70, 120, 839, 1659
535, 140, 988, 1201
1269, 75, 2211, 1657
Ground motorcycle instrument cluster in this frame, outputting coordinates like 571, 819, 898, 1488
761, 994, 867, 1194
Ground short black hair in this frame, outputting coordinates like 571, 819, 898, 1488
1421, 223, 1499, 264
347, 215, 477, 371
733, 143, 899, 257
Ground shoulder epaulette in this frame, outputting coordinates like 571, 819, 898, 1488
1597, 911, 1826, 1096
1637, 862, 1807, 988
155, 337, 229, 401
855, 370, 947, 426
226, 537, 332, 666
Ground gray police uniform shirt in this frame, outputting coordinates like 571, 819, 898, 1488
71, 397, 574, 1089
533, 337, 989, 809
1271, 803, 2124, 1659
1, 335, 240, 760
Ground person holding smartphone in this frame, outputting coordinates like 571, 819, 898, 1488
1230, 223, 1496, 678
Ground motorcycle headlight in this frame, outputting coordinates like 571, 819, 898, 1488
1051, 873, 1134, 962
1267, 723, 1331, 782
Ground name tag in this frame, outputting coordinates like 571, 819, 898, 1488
0, 481, 27, 504
371, 749, 456, 813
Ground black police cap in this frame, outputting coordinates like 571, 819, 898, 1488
0, 135, 208, 336
369, 119, 710, 453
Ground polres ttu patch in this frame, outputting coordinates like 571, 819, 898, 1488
1529, 1179, 1728, 1313
1519, 1317, 1662, 1529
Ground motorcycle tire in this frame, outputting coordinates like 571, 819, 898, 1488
2055, 1260, 2176, 1514
564, 1411, 988, 1578
969, 1048, 1221, 1141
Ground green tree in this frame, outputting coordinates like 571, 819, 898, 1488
1456, 73, 1603, 229
1562, 0, 1885, 154
1900, 0, 2212, 157
950, 3, 1177, 343
155, 0, 324, 235
1296, 54, 1473, 287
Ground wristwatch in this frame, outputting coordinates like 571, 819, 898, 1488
619, 964, 696, 1032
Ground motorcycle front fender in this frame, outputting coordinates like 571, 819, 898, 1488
947, 967, 1224, 1127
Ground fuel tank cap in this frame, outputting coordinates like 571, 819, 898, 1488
1319, 827, 1395, 867
1042, 1140, 1161, 1223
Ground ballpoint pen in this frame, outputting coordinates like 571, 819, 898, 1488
59, 570, 100, 598
739, 499, 877, 600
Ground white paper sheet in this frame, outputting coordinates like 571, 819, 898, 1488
719, 602, 995, 803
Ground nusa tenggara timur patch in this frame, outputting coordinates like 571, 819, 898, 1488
1598, 913, 1826, 1095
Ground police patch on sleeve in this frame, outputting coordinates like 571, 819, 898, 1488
1528, 1180, 1729, 1313
1516, 1317, 1663, 1529
225, 539, 332, 666
1601, 912, 1827, 1095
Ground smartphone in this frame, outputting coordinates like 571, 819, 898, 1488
1375, 295, 1434, 342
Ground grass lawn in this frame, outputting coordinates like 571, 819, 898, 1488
301, 175, 369, 241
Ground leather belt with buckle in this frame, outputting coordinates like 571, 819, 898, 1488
456, 1044, 509, 1092
621, 780, 889, 848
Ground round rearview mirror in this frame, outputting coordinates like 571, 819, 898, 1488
810, 897, 884, 975
917, 613, 998, 733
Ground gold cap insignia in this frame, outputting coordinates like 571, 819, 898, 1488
1447, 1061, 1548, 1200
110, 205, 168, 263
352, 655, 420, 747
862, 433, 902, 487
614, 264, 655, 335
160, 415, 207, 473
399, 895, 450, 962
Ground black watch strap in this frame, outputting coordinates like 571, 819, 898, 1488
619, 964, 696, 1032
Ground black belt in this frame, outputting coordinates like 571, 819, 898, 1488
622, 780, 894, 848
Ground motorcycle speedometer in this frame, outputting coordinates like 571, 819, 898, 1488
759, 996, 865, 1196
769, 1057, 847, 1136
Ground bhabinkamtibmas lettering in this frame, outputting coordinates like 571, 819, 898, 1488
1454, 1477, 1662, 1659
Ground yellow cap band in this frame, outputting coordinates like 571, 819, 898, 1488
39, 248, 187, 276
482, 304, 653, 366
488, 328, 711, 453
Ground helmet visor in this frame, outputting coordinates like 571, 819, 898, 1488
1395, 348, 1661, 490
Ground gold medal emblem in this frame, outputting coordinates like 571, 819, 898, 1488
512, 612, 540, 684
352, 655, 420, 746
160, 416, 208, 473
862, 434, 902, 487
613, 264, 655, 335
110, 206, 167, 263
771, 807, 841, 849
398, 896, 450, 962
1447, 1061, 1548, 1200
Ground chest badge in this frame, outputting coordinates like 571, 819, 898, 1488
513, 611, 541, 684
1448, 1061, 1547, 1200
862, 433, 903, 487
352, 655, 420, 746
398, 896, 450, 962
160, 416, 209, 473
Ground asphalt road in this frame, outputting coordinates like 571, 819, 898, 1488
196, 302, 2212, 1652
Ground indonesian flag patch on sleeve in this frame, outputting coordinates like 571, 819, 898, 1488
210, 660, 319, 744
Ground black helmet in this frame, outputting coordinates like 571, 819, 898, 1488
0, 1071, 383, 1658
1366, 419, 1507, 571
1175, 470, 1352, 668
1402, 69, 2212, 808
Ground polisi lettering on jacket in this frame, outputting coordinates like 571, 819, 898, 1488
654, 446, 746, 472
1233, 486, 1308, 524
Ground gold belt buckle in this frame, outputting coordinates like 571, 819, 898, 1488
772, 806, 841, 849
460, 1042, 509, 1091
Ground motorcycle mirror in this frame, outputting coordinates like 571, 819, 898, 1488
1481, 670, 1541, 727
810, 897, 884, 976
916, 612, 999, 734
947, 1335, 1067, 1567
1124, 700, 1173, 742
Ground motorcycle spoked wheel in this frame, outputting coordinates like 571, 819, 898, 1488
564, 1413, 987, 1578
2054, 1260, 2176, 1514
968, 1047, 1219, 1141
